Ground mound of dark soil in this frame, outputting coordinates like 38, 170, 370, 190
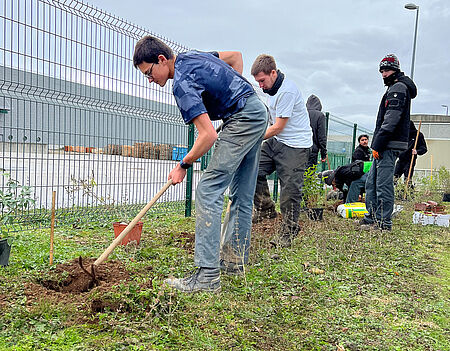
37, 258, 130, 294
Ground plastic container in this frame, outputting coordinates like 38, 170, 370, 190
363, 161, 373, 173
337, 202, 368, 218
113, 222, 143, 245
172, 146, 188, 161
0, 238, 12, 266
307, 208, 324, 221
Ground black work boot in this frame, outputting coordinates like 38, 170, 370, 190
252, 208, 278, 224
220, 259, 245, 275
358, 217, 376, 230
164, 267, 221, 293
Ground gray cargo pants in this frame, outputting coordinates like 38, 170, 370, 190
254, 138, 310, 229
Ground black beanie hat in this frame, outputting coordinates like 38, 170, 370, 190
379, 54, 400, 72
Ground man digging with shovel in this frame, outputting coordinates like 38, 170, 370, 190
133, 36, 268, 293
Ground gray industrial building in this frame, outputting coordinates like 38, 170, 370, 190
0, 65, 187, 153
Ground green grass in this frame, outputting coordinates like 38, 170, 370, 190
0, 200, 449, 350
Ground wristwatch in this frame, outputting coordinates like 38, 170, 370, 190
179, 160, 193, 169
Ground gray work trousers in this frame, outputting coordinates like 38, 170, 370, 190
195, 94, 268, 268
254, 138, 310, 224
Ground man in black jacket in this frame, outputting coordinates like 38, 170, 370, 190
394, 120, 427, 182
360, 54, 417, 231
306, 95, 327, 168
319, 160, 369, 203
352, 134, 371, 162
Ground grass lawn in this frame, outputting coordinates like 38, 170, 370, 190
0, 198, 449, 350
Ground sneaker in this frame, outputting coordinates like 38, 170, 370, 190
252, 209, 278, 224
220, 259, 244, 275
164, 267, 221, 293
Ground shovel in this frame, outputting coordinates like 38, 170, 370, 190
220, 199, 232, 249
79, 180, 173, 282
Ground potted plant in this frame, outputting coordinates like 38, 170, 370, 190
302, 165, 326, 221
66, 173, 142, 246
0, 172, 36, 266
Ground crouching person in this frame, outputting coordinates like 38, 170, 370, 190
319, 160, 370, 203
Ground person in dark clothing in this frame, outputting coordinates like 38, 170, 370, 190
360, 54, 417, 231
394, 120, 427, 182
306, 95, 327, 168
319, 160, 369, 203
352, 134, 371, 162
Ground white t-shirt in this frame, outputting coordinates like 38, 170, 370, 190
268, 78, 313, 148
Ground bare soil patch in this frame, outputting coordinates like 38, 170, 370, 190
23, 258, 135, 316
37, 258, 130, 294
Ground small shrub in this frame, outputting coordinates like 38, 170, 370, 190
0, 172, 36, 233
302, 164, 326, 208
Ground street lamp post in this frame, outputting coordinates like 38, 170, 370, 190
442, 104, 449, 116
405, 3, 419, 80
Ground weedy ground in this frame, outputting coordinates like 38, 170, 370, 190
0, 193, 448, 350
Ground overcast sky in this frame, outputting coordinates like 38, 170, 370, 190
87, 0, 450, 130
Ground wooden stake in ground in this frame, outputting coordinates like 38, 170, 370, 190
50, 190, 56, 265
93, 179, 172, 267
326, 155, 331, 170
404, 121, 422, 199
430, 155, 433, 180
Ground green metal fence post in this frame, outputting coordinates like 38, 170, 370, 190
352, 123, 357, 156
323, 112, 330, 171
185, 124, 195, 217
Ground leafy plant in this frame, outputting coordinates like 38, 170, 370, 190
417, 166, 450, 197
0, 172, 36, 235
65, 171, 131, 224
302, 164, 326, 208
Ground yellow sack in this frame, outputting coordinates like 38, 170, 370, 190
337, 202, 368, 218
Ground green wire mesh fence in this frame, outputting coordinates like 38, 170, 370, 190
0, 0, 373, 233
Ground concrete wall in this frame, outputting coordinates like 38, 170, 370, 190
411, 114, 450, 173
0, 142, 48, 154
0, 66, 187, 149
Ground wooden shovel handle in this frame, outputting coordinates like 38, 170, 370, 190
94, 179, 173, 266
404, 121, 421, 199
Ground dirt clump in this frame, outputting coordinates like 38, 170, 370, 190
36, 258, 130, 294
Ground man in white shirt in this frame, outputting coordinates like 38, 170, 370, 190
251, 54, 312, 247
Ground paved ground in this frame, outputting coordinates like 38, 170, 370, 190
1, 150, 203, 210
1, 149, 276, 211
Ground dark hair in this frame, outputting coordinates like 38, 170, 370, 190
358, 134, 369, 142
133, 35, 174, 68
251, 54, 277, 76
